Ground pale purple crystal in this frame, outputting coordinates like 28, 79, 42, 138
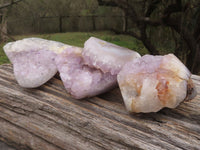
83, 37, 141, 75
55, 47, 117, 99
117, 54, 196, 113
3, 38, 69, 88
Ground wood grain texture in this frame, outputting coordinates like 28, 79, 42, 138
0, 64, 200, 150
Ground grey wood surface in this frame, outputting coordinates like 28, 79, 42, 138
0, 64, 200, 150
0, 140, 15, 150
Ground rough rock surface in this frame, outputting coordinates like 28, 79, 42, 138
83, 37, 141, 75
3, 38, 69, 88
55, 47, 117, 99
117, 54, 196, 113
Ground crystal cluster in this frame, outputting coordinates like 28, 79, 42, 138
83, 37, 141, 75
3, 38, 69, 88
55, 47, 117, 99
117, 54, 196, 113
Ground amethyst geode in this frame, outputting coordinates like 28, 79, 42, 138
55, 47, 117, 99
3, 38, 69, 88
83, 37, 141, 75
117, 54, 196, 113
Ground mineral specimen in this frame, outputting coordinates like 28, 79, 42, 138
83, 37, 141, 75
3, 38, 69, 88
55, 46, 117, 99
117, 54, 196, 113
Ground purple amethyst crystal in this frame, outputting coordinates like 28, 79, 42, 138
3, 38, 69, 88
55, 47, 117, 99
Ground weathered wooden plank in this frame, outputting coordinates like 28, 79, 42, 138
0, 64, 200, 150
0, 140, 15, 150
